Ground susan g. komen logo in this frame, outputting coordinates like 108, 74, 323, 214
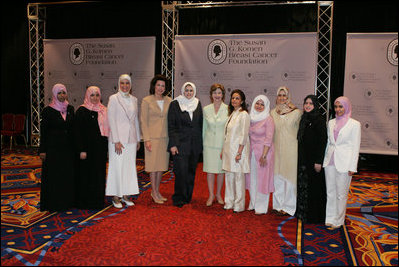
387, 38, 398, 66
70, 43, 85, 65
207, 39, 227, 65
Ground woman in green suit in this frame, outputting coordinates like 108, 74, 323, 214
202, 84, 229, 206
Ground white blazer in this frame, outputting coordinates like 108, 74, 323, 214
323, 118, 361, 173
222, 109, 250, 173
107, 93, 141, 144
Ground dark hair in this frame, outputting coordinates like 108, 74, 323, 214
228, 89, 248, 115
149, 74, 170, 96
209, 83, 226, 103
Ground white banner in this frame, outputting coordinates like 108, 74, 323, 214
44, 37, 155, 111
344, 33, 398, 155
175, 33, 318, 109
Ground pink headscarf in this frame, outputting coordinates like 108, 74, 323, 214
334, 96, 352, 140
49, 83, 69, 120
81, 86, 109, 137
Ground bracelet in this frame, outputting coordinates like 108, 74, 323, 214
262, 155, 267, 159
236, 153, 241, 156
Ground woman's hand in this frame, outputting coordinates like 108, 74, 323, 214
348, 171, 355, 176
259, 156, 267, 167
136, 142, 140, 151
39, 153, 46, 161
170, 146, 179, 156
314, 164, 322, 173
115, 142, 124, 155
80, 152, 87, 160
235, 153, 241, 163
144, 140, 152, 152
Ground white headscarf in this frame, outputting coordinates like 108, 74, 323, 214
250, 95, 270, 122
118, 74, 131, 98
175, 82, 199, 120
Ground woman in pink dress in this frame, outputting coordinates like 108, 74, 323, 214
246, 95, 275, 215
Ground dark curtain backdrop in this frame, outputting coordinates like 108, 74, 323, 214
1, 1, 397, 170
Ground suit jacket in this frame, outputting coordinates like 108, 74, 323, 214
323, 118, 361, 173
140, 95, 172, 141
107, 93, 140, 144
167, 99, 203, 155
222, 109, 250, 173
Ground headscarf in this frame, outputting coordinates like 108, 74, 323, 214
81, 86, 109, 137
250, 95, 270, 122
334, 96, 352, 140
49, 83, 69, 120
118, 74, 132, 98
297, 95, 322, 143
175, 82, 199, 120
275, 86, 297, 115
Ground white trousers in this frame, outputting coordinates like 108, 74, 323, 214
106, 142, 139, 197
248, 152, 270, 214
224, 172, 246, 212
272, 174, 296, 216
324, 165, 352, 227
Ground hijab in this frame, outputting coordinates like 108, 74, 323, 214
334, 96, 352, 140
297, 95, 322, 143
250, 95, 270, 122
118, 74, 131, 98
275, 86, 297, 115
175, 82, 199, 120
49, 83, 69, 120
81, 86, 109, 137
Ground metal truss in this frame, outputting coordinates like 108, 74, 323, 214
316, 1, 333, 119
27, 3, 46, 147
161, 1, 333, 116
161, 2, 179, 97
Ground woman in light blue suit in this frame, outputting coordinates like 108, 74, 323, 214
323, 96, 361, 229
202, 84, 229, 206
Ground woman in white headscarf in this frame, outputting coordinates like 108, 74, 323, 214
245, 95, 275, 215
74, 86, 109, 209
167, 82, 203, 208
39, 83, 75, 212
270, 86, 302, 216
323, 96, 361, 229
106, 74, 141, 209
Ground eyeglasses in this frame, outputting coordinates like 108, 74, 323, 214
90, 94, 100, 97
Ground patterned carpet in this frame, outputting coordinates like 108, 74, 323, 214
1, 147, 398, 266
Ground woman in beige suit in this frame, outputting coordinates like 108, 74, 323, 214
222, 89, 250, 213
141, 74, 172, 204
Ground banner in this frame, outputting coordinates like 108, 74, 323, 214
175, 33, 318, 109
44, 37, 155, 110
344, 33, 398, 155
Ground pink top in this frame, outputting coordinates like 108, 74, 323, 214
246, 116, 275, 194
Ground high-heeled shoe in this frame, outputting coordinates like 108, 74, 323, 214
206, 196, 214, 206
121, 197, 135, 207
151, 192, 164, 204
159, 195, 167, 202
216, 195, 224, 205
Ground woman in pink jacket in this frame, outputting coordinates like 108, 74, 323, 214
246, 95, 275, 215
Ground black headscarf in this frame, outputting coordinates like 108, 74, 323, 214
297, 95, 322, 143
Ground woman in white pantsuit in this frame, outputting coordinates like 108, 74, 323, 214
222, 89, 250, 213
323, 96, 361, 229
106, 74, 141, 208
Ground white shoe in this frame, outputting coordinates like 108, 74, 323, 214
121, 198, 135, 207
112, 200, 123, 209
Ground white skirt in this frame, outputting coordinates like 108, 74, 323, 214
106, 142, 139, 197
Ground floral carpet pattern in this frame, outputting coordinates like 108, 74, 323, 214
1, 147, 398, 266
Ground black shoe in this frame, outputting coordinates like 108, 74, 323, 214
173, 201, 185, 208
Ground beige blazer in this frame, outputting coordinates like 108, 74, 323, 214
222, 109, 250, 173
140, 95, 172, 141
107, 93, 140, 144
323, 118, 361, 173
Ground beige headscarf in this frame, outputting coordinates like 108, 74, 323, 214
275, 86, 297, 115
